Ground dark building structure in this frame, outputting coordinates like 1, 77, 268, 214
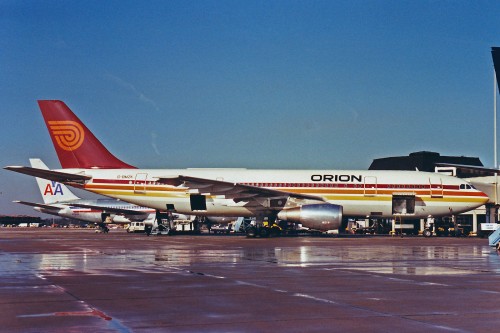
369, 151, 484, 178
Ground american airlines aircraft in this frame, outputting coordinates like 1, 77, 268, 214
14, 158, 156, 228
5, 101, 489, 236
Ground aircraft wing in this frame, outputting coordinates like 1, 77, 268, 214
14, 200, 63, 212
158, 175, 325, 204
66, 202, 149, 215
4, 166, 91, 185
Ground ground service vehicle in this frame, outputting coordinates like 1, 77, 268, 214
127, 222, 146, 233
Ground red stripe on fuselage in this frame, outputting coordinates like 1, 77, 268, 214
87, 179, 485, 197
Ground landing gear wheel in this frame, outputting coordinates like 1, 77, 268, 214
246, 227, 257, 238
423, 229, 432, 238
161, 224, 171, 236
270, 227, 281, 238
259, 228, 269, 238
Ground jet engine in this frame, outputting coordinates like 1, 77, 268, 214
277, 203, 343, 231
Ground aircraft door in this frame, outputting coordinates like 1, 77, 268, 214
101, 212, 112, 223
364, 176, 377, 196
429, 177, 443, 198
190, 194, 207, 211
134, 173, 148, 194
392, 194, 415, 215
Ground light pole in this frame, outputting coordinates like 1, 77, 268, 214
495, 69, 498, 221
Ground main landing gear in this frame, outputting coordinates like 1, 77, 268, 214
245, 216, 283, 238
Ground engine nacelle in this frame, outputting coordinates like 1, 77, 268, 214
277, 203, 343, 231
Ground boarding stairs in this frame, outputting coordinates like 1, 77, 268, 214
488, 228, 500, 249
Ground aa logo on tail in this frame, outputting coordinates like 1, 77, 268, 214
48, 120, 84, 151
44, 181, 64, 196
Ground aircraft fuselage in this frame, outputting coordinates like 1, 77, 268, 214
60, 168, 487, 219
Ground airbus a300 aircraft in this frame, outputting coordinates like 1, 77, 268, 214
5, 101, 489, 236
15, 158, 156, 228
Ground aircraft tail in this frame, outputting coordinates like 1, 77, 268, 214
29, 158, 81, 204
37, 100, 136, 169
492, 47, 500, 94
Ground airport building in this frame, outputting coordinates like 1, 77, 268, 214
369, 151, 483, 176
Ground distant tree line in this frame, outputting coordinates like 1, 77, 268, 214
0, 216, 88, 227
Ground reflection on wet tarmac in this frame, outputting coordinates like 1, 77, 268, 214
269, 245, 500, 275
8, 242, 497, 277
3, 231, 500, 332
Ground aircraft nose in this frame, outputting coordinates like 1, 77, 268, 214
480, 190, 491, 204
473, 187, 491, 206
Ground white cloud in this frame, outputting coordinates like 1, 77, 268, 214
104, 72, 160, 112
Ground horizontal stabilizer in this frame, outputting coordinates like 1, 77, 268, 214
14, 200, 63, 211
4, 166, 91, 185
67, 202, 149, 215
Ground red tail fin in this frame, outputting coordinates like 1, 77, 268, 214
38, 100, 136, 169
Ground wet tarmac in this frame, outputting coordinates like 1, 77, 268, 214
1, 229, 500, 333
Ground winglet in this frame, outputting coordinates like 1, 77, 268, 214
38, 100, 136, 169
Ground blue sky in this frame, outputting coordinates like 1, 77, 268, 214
1, 0, 500, 216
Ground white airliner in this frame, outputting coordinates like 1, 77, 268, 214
5, 101, 489, 236
15, 158, 156, 227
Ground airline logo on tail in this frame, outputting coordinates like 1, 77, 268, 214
43, 181, 65, 196
48, 120, 84, 151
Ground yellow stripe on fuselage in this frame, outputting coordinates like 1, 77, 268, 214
85, 183, 485, 204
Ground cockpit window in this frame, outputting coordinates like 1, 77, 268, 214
459, 184, 475, 190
